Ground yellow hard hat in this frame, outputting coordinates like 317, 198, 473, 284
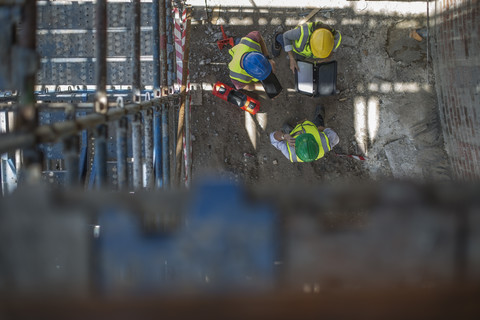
310, 28, 334, 58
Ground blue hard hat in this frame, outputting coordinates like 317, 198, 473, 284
242, 52, 272, 81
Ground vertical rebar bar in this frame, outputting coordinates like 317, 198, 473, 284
143, 108, 154, 189
95, 124, 108, 189
165, 0, 175, 85
132, 0, 141, 103
159, 0, 168, 94
116, 117, 128, 190
64, 135, 80, 187
95, 0, 108, 113
132, 112, 143, 190
152, 0, 161, 93
153, 106, 162, 188
184, 94, 191, 187
17, 0, 40, 184
175, 6, 192, 186
161, 103, 169, 189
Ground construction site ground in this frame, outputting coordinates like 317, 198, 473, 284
187, 1, 451, 187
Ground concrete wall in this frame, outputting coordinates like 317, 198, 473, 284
432, 0, 480, 180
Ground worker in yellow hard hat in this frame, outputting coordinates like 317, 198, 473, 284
272, 22, 342, 73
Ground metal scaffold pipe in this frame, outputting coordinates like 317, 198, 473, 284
132, 0, 141, 103
116, 117, 128, 190
161, 103, 169, 189
94, 124, 108, 189
143, 108, 154, 189
165, 0, 175, 85
153, 106, 162, 188
159, 0, 168, 94
64, 135, 80, 187
132, 112, 143, 190
152, 0, 161, 92
95, 0, 108, 113
0, 96, 179, 155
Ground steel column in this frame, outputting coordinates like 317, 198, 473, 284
116, 117, 128, 190
153, 106, 162, 188
161, 103, 169, 189
95, 0, 108, 113
132, 0, 141, 103
165, 0, 175, 85
132, 112, 143, 190
95, 124, 108, 189
143, 108, 154, 189
64, 135, 80, 187
159, 0, 168, 93
185, 95, 191, 187
152, 0, 161, 92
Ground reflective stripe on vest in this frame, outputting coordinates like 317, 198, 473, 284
293, 23, 314, 58
286, 120, 331, 162
228, 37, 262, 84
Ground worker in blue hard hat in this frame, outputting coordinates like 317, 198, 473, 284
228, 31, 276, 92
270, 106, 339, 162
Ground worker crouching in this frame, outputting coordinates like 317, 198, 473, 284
270, 106, 339, 162
272, 22, 342, 74
228, 31, 277, 92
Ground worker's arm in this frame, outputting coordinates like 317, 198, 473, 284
258, 34, 276, 73
282, 28, 302, 74
273, 130, 295, 146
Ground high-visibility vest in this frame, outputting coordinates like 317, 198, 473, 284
286, 120, 331, 162
293, 22, 341, 58
228, 37, 262, 84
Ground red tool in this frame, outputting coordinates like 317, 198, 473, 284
335, 153, 367, 161
216, 26, 234, 50
212, 82, 260, 115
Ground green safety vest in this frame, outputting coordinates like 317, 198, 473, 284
228, 37, 262, 84
287, 120, 331, 162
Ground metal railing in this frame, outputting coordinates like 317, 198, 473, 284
0, 0, 191, 193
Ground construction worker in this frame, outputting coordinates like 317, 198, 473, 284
270, 106, 339, 162
228, 31, 276, 91
272, 22, 341, 73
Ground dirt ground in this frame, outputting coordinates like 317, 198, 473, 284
187, 2, 451, 187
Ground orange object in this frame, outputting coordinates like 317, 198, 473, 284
217, 26, 235, 50
212, 82, 260, 115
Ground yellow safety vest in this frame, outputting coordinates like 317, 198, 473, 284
292, 23, 316, 58
286, 120, 331, 162
228, 37, 262, 84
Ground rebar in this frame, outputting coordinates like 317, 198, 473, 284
116, 117, 128, 190
132, 0, 141, 103
132, 112, 143, 190
94, 124, 108, 189
143, 108, 154, 189
64, 135, 80, 187
159, 0, 168, 94
153, 106, 162, 188
152, 0, 161, 92
161, 103, 169, 189
95, 0, 108, 113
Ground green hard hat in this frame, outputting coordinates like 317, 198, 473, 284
295, 133, 319, 162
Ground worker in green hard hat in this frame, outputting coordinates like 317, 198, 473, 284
270, 106, 339, 162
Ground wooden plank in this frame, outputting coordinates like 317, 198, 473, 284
298, 8, 321, 26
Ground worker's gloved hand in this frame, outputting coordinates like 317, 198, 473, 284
289, 59, 299, 74
284, 134, 296, 147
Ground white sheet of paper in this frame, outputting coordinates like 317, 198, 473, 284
296, 61, 314, 94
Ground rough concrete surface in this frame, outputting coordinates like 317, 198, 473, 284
187, 1, 451, 186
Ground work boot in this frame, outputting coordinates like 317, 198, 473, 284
312, 105, 325, 127
271, 32, 283, 58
